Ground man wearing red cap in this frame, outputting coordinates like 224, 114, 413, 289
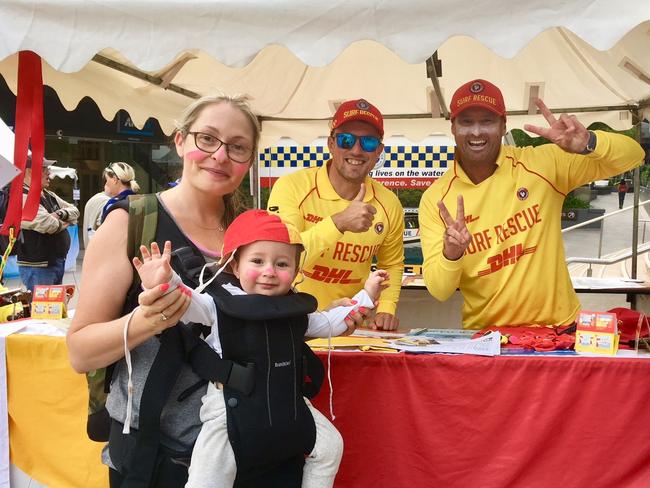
419, 79, 645, 329
267, 99, 404, 330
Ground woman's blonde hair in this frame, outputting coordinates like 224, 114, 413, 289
103, 162, 141, 193
174, 94, 261, 228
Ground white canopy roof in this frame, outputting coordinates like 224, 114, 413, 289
0, 1, 648, 144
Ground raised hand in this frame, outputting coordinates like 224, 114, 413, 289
364, 269, 390, 301
523, 98, 590, 154
437, 195, 472, 261
132, 241, 174, 290
331, 183, 377, 233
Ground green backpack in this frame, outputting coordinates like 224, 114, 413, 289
86, 194, 158, 442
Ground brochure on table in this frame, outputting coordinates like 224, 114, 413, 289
574, 310, 619, 355
31, 285, 75, 320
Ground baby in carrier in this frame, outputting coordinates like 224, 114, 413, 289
132, 209, 389, 487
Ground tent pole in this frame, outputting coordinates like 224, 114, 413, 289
425, 52, 448, 119
252, 151, 260, 210
259, 104, 638, 123
630, 106, 642, 309
91, 54, 200, 99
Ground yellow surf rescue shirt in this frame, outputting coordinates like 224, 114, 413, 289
420, 131, 645, 329
268, 163, 404, 315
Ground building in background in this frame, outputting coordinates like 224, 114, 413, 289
0, 76, 181, 248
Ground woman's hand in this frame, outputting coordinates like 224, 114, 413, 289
137, 283, 191, 334
323, 298, 371, 336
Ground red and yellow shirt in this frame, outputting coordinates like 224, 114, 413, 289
420, 131, 645, 329
268, 163, 404, 314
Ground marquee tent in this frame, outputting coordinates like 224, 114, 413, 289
0, 0, 648, 148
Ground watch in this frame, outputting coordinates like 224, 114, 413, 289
580, 131, 597, 155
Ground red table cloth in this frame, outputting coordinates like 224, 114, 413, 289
312, 351, 650, 488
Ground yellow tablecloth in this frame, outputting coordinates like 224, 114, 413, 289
6, 334, 107, 487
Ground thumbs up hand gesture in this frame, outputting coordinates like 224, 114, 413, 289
332, 183, 377, 233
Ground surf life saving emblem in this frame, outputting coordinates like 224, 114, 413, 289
470, 81, 484, 93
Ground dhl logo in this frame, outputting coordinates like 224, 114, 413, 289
303, 265, 362, 284
477, 244, 536, 277
305, 213, 323, 224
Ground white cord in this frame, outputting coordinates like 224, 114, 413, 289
327, 334, 335, 421
122, 307, 139, 434
315, 310, 336, 421
196, 251, 236, 294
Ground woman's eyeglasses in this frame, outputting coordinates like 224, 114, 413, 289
189, 132, 253, 163
334, 133, 381, 152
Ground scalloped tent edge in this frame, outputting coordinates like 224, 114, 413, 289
0, 1, 648, 144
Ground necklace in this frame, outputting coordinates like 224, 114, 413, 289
161, 191, 225, 231
190, 220, 224, 232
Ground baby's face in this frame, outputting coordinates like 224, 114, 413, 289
232, 241, 298, 296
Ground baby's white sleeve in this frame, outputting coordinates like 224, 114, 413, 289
167, 270, 217, 326
305, 289, 374, 337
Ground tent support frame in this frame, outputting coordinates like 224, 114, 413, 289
91, 54, 200, 99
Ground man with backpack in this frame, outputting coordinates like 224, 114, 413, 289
16, 156, 79, 292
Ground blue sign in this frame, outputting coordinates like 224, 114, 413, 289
117, 113, 154, 137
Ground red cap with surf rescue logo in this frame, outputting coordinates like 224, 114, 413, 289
331, 99, 384, 137
450, 79, 506, 120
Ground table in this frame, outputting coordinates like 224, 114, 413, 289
398, 275, 650, 329
4, 333, 106, 488
4, 331, 650, 488
402, 274, 650, 295
311, 351, 650, 488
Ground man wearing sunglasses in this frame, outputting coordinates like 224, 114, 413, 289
419, 78, 645, 330
268, 99, 404, 331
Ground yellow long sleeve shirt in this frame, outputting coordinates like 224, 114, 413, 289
419, 131, 645, 329
267, 163, 404, 314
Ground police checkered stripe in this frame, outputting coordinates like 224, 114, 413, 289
259, 145, 455, 168
259, 146, 328, 168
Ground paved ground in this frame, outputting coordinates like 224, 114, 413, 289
562, 190, 650, 259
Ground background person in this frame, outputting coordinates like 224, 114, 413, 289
17, 156, 79, 292
99, 161, 141, 222
267, 99, 404, 330
67, 94, 260, 487
419, 78, 645, 329
617, 178, 629, 209
82, 190, 109, 248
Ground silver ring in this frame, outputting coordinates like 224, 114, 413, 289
160, 312, 168, 321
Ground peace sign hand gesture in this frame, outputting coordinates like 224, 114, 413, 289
523, 99, 590, 154
437, 195, 472, 261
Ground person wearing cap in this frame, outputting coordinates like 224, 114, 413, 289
419, 78, 645, 329
17, 156, 79, 293
132, 209, 388, 487
267, 99, 404, 331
